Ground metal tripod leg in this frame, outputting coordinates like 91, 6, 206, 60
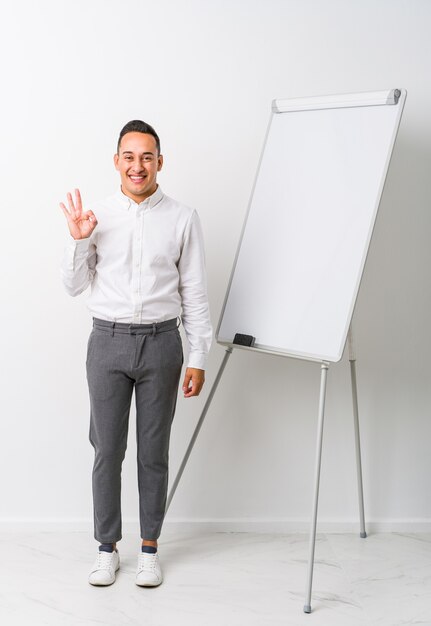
165, 347, 233, 514
347, 327, 367, 539
304, 361, 329, 614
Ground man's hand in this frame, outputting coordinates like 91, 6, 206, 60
182, 367, 205, 398
60, 188, 98, 240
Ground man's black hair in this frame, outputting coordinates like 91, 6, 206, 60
117, 120, 161, 155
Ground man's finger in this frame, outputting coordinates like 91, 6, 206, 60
67, 192, 76, 219
85, 210, 97, 222
184, 378, 202, 398
75, 188, 82, 212
59, 202, 70, 218
182, 372, 192, 392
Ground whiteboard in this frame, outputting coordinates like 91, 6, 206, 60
216, 89, 407, 362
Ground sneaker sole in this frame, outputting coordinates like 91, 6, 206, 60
135, 578, 163, 587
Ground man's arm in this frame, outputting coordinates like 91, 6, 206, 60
59, 188, 98, 296
60, 236, 97, 296
178, 209, 212, 397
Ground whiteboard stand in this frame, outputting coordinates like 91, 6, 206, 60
165, 325, 367, 614
303, 323, 366, 614
166, 88, 406, 613
303, 359, 329, 614
348, 325, 367, 540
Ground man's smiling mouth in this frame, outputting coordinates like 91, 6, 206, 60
129, 175, 146, 183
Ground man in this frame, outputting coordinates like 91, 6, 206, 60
60, 120, 212, 587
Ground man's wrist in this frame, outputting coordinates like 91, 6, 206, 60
69, 235, 91, 250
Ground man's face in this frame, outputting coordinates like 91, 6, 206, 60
114, 132, 163, 203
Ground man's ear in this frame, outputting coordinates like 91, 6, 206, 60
157, 154, 163, 172
113, 153, 119, 170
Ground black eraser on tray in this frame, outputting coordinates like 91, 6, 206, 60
233, 333, 255, 347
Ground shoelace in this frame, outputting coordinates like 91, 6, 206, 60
95, 550, 116, 571
137, 552, 157, 572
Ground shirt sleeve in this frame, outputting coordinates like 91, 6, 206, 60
178, 210, 213, 370
60, 235, 97, 296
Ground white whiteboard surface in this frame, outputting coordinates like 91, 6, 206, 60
216, 89, 407, 362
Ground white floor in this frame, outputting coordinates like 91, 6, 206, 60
1, 530, 430, 626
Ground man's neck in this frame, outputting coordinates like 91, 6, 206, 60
120, 183, 158, 204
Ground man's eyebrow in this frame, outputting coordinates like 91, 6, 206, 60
121, 150, 155, 156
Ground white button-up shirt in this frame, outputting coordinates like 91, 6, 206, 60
60, 185, 212, 370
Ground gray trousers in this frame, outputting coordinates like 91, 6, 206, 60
86, 316, 183, 543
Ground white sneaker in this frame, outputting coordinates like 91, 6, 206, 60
88, 549, 120, 586
135, 551, 163, 586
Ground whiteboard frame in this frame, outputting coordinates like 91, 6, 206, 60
215, 88, 407, 363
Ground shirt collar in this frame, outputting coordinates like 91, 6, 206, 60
114, 184, 164, 211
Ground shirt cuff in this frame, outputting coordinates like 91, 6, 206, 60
69, 235, 91, 251
186, 351, 207, 370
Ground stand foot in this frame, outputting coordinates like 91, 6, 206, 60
303, 605, 312, 614
360, 531, 367, 538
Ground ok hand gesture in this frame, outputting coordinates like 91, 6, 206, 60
60, 188, 98, 240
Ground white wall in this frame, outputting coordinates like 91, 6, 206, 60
1, 0, 430, 533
